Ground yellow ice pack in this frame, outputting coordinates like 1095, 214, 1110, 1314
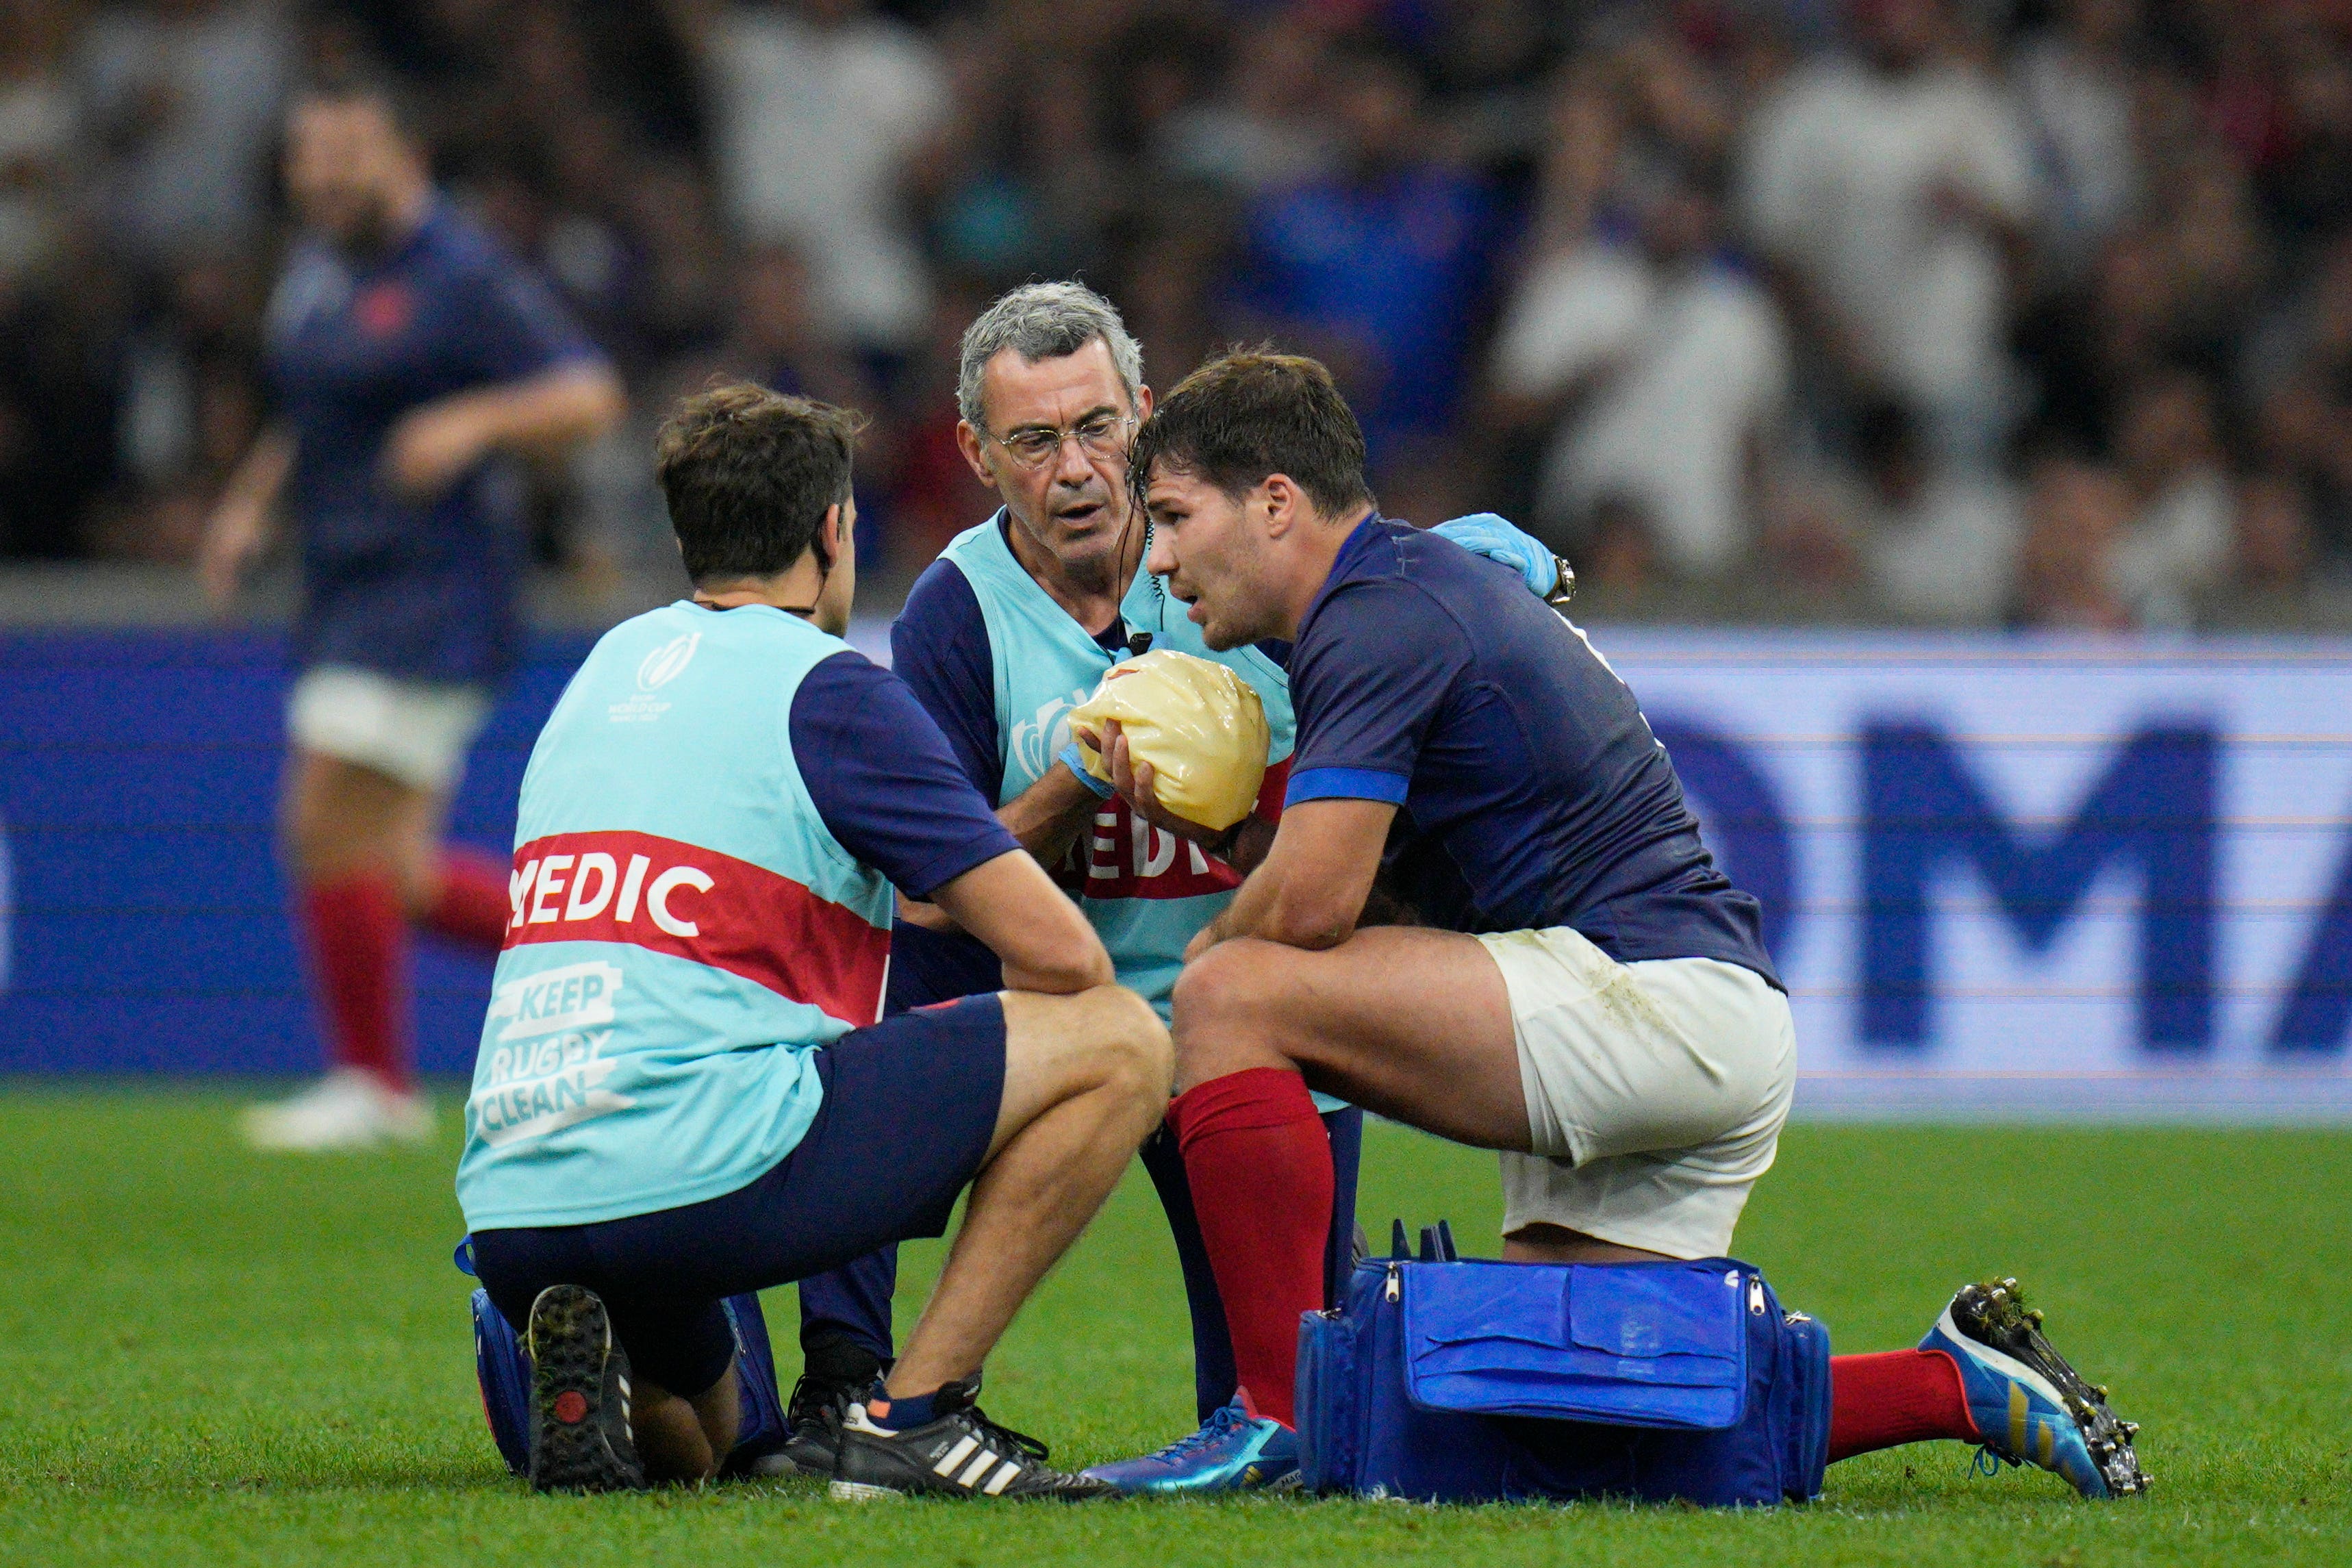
1070, 650, 1269, 831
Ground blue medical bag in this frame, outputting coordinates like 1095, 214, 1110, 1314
1294, 1222, 1832, 1506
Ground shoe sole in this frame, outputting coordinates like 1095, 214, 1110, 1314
1953, 1277, 2149, 1497
831, 1439, 1117, 1504
1082, 1456, 1300, 1495
828, 1474, 1115, 1503
828, 1480, 906, 1502
525, 1285, 647, 1493
1094, 1473, 1296, 1495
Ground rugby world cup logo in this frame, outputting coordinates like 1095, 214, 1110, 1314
637, 631, 700, 691
611, 631, 700, 722
1007, 687, 1089, 788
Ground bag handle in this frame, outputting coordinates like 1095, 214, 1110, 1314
1389, 1219, 1461, 1263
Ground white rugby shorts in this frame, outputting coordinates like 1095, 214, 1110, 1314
1476, 925, 1796, 1260
287, 664, 492, 795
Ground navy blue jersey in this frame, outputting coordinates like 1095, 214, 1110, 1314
264, 198, 603, 684
1287, 517, 1779, 986
789, 650, 1020, 898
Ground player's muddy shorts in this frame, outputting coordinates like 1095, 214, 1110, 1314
288, 665, 490, 794
1476, 927, 1795, 1260
470, 994, 1004, 1398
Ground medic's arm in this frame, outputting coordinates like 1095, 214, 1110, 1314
929, 850, 1114, 994
996, 760, 1100, 870
897, 759, 1096, 935
796, 650, 1104, 983
1189, 798, 1395, 956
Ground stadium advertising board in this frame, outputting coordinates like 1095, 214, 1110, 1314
1603, 631, 2352, 1120
0, 627, 2345, 1120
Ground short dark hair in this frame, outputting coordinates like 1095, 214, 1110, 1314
290, 63, 431, 149
656, 381, 865, 585
1130, 350, 1374, 518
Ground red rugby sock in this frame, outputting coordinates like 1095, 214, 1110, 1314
302, 870, 412, 1092
1167, 1067, 1332, 1428
420, 846, 513, 950
1828, 1348, 1977, 1461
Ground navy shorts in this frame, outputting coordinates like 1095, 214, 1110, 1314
470, 994, 1006, 1398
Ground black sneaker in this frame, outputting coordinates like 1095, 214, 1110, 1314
523, 1284, 648, 1493
829, 1375, 1113, 1501
754, 1371, 855, 1478
737, 1326, 883, 1479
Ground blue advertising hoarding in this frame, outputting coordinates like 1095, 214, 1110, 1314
1603, 631, 2352, 1119
1, 624, 2346, 1120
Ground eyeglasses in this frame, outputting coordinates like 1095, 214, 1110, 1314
986, 410, 1135, 470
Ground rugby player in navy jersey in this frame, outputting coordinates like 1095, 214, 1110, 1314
1099, 351, 2147, 1499
197, 74, 624, 1150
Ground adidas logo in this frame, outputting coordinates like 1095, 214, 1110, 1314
928, 1432, 1024, 1496
844, 1404, 1024, 1495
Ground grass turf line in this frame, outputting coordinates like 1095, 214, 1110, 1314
0, 1087, 2344, 1567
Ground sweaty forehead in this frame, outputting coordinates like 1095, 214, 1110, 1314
981, 339, 1128, 428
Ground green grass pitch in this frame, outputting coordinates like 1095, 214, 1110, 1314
0, 1088, 2345, 1566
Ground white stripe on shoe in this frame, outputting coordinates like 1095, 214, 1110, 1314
933, 1434, 979, 1477
982, 1460, 1021, 1495
957, 1450, 1000, 1488
1938, 1307, 2070, 1411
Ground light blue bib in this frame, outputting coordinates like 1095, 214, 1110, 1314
455, 603, 894, 1230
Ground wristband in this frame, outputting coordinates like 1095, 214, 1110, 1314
1058, 742, 1115, 798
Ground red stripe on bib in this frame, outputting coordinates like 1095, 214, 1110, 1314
504, 829, 889, 1026
1078, 756, 1293, 902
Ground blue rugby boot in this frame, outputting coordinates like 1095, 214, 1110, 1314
1923, 1276, 2148, 1498
1080, 1391, 1298, 1494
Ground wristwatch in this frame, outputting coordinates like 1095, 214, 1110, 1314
1545, 555, 1577, 609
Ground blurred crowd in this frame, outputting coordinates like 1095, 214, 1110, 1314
3, 0, 2351, 628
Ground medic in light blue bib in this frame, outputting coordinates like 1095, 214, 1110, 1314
456, 602, 892, 1232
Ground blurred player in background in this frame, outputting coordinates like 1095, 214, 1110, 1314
770, 283, 1358, 1491
197, 73, 624, 1150
1103, 350, 2147, 1500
